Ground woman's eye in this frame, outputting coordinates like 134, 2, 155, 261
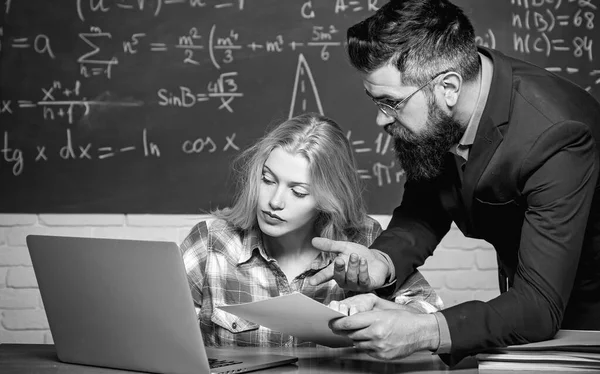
261, 176, 275, 184
292, 190, 308, 198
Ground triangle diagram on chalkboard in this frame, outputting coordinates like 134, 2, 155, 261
288, 53, 324, 119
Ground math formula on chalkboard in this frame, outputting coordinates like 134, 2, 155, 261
0, 0, 598, 213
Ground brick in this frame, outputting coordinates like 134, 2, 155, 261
416, 270, 446, 290
0, 268, 7, 286
0, 247, 32, 266
0, 329, 46, 343
92, 227, 179, 242
0, 214, 38, 226
2, 309, 49, 330
0, 228, 6, 245
476, 249, 499, 270
7, 227, 92, 247
127, 214, 210, 227
440, 229, 493, 250
0, 289, 40, 309
39, 214, 125, 226
474, 290, 501, 302
420, 249, 474, 270
438, 289, 474, 308
370, 215, 392, 230
7, 267, 38, 288
445, 270, 499, 290
178, 227, 194, 244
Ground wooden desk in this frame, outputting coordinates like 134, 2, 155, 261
1, 344, 479, 373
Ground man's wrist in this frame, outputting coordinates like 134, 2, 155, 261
372, 249, 395, 282
432, 312, 452, 354
420, 313, 441, 352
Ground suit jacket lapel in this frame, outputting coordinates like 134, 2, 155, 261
461, 118, 503, 216
461, 47, 512, 219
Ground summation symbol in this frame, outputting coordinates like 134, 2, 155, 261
78, 27, 119, 79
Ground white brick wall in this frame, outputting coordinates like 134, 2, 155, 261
0, 213, 499, 344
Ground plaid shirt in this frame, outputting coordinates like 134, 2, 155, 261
180, 217, 443, 347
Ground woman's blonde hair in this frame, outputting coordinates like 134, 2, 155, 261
213, 113, 369, 241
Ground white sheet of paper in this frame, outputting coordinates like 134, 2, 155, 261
218, 292, 353, 347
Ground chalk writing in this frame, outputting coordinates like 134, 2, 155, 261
182, 132, 239, 153
0, 129, 247, 176
156, 74, 242, 113
289, 53, 324, 117
2, 132, 24, 176
511, 0, 597, 91
76, 0, 245, 21
475, 29, 497, 49
3, 80, 143, 124
347, 131, 403, 186
8, 34, 55, 59
78, 28, 119, 78
1, 0, 598, 213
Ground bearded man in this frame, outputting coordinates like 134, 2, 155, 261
308, 0, 600, 366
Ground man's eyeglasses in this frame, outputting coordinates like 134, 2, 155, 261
366, 71, 449, 118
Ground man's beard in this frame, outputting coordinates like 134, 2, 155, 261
389, 102, 466, 182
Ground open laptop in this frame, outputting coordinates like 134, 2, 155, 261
26, 235, 298, 374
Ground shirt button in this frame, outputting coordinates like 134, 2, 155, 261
232, 322, 237, 330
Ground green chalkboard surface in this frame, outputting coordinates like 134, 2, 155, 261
1, 0, 598, 213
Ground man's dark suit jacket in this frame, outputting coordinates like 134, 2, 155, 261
371, 46, 600, 364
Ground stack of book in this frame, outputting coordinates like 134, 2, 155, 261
477, 330, 600, 372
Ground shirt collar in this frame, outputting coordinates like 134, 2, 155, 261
451, 52, 493, 161
237, 227, 264, 265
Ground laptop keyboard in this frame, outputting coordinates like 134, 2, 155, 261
208, 358, 243, 369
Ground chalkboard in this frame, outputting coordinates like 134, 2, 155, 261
1, 0, 598, 214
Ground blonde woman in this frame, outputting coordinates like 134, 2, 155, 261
180, 113, 442, 347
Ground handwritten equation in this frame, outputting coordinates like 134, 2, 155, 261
347, 131, 405, 187
1, 0, 599, 214
71, 0, 379, 20
1, 128, 241, 176
0, 80, 142, 124
1, 126, 401, 189
3, 23, 344, 75
75, 0, 246, 20
511, 0, 598, 92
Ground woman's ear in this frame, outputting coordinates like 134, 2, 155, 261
439, 72, 462, 108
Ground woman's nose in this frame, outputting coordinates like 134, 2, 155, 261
269, 189, 285, 210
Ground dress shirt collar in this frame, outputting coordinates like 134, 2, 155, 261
451, 52, 493, 161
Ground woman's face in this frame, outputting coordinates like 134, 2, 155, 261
257, 147, 319, 239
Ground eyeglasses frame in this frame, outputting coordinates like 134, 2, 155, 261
366, 70, 450, 117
